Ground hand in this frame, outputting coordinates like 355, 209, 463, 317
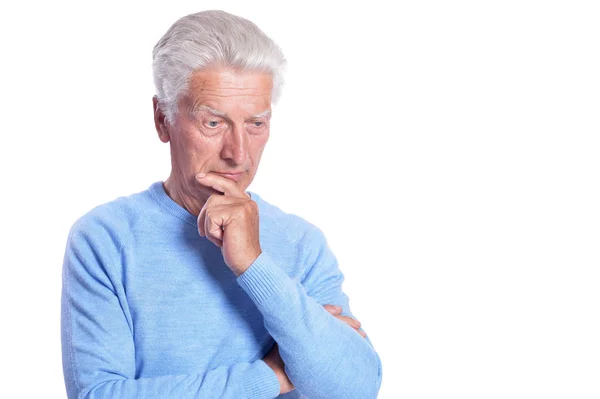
196, 172, 261, 276
263, 343, 295, 395
323, 305, 367, 338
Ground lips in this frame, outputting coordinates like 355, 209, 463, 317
214, 171, 244, 182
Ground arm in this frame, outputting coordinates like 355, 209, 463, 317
237, 225, 383, 399
61, 223, 280, 399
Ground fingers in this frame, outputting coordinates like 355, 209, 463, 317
196, 172, 248, 198
323, 304, 367, 338
323, 304, 342, 315
196, 174, 253, 242
338, 315, 361, 330
341, 316, 367, 338
197, 195, 238, 239
206, 213, 224, 247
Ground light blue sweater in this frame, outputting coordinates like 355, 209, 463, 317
61, 181, 382, 399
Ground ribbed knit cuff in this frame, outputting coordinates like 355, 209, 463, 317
243, 360, 281, 399
237, 251, 289, 307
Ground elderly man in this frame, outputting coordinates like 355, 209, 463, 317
61, 10, 382, 399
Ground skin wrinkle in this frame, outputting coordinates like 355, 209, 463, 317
150, 66, 371, 395
154, 66, 273, 218
189, 104, 272, 123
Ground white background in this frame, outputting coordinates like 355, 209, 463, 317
1, 1, 599, 398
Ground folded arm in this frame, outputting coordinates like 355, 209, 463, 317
237, 224, 383, 399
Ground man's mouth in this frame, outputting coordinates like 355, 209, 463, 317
213, 171, 244, 182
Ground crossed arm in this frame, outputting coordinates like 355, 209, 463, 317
237, 230, 382, 398
263, 304, 367, 394
61, 222, 382, 399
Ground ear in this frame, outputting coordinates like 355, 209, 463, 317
153, 96, 170, 143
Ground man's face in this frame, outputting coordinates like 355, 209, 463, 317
158, 66, 273, 199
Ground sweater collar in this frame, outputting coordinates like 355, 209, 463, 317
148, 181, 255, 227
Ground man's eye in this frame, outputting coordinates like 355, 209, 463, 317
252, 121, 264, 127
207, 121, 219, 128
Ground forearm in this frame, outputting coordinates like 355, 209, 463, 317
64, 358, 278, 399
237, 252, 382, 399
62, 225, 281, 399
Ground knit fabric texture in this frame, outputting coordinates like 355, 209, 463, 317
61, 181, 382, 398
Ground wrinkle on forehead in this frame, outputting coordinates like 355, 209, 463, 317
188, 67, 273, 98
189, 103, 272, 120
184, 67, 273, 118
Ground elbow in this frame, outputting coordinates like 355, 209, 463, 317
298, 351, 382, 399
328, 362, 382, 399
348, 349, 382, 399
362, 354, 383, 399
373, 352, 383, 397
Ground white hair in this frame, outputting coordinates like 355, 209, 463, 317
152, 10, 287, 123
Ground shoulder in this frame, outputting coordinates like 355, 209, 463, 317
62, 186, 156, 283
67, 185, 154, 249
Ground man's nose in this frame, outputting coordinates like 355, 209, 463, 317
221, 124, 248, 165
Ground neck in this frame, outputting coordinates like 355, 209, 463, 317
162, 173, 207, 217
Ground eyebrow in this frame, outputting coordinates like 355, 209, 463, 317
190, 104, 272, 119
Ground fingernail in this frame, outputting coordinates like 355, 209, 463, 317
196, 173, 206, 179
335, 306, 342, 312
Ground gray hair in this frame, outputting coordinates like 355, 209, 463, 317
152, 10, 287, 123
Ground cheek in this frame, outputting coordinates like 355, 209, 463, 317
254, 131, 270, 149
249, 135, 269, 163
174, 127, 221, 162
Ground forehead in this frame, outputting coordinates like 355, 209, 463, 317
187, 66, 273, 102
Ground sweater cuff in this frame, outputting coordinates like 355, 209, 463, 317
243, 360, 281, 399
237, 251, 289, 307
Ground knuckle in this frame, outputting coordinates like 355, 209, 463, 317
245, 201, 258, 217
245, 199, 258, 212
207, 194, 220, 206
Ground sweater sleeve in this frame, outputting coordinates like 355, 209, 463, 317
236, 224, 383, 399
61, 221, 280, 399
